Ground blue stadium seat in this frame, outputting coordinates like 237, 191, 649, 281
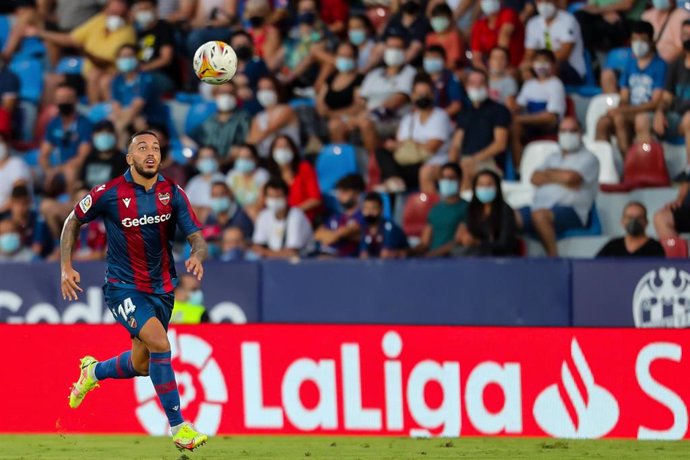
566, 50, 601, 97
22, 148, 40, 167
87, 102, 112, 123
559, 204, 602, 239
567, 2, 585, 13
503, 152, 517, 181
9, 58, 43, 103
289, 98, 316, 108
380, 192, 392, 221
175, 92, 203, 104
315, 143, 359, 193
0, 15, 11, 50
604, 47, 631, 73
55, 56, 83, 75
184, 101, 216, 135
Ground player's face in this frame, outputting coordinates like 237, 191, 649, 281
128, 134, 161, 179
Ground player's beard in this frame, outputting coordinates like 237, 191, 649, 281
133, 161, 160, 179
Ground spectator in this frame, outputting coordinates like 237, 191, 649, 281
315, 174, 365, 257
37, 0, 136, 104
360, 192, 409, 259
414, 162, 469, 257
185, 0, 236, 61
638, 20, 690, 176
575, 0, 640, 54
488, 47, 518, 111
0, 184, 44, 257
245, 0, 281, 70
456, 169, 519, 256
598, 201, 665, 257
518, 117, 599, 257
0, 218, 33, 262
596, 21, 666, 156
376, 76, 452, 194
431, 0, 479, 36
252, 178, 314, 258
39, 84, 93, 190
0, 117, 31, 214
0, 60, 19, 124
206, 181, 254, 240
230, 30, 270, 93
522, 0, 585, 85
2, 0, 42, 64
218, 226, 250, 261
319, 0, 349, 34
470, 0, 525, 70
171, 274, 209, 324
423, 45, 466, 118
654, 176, 690, 239
132, 0, 177, 92
642, 0, 690, 64
511, 49, 566, 166
267, 135, 322, 222
246, 76, 300, 158
380, 0, 431, 65
38, 0, 103, 67
108, 44, 167, 137
225, 143, 270, 220
347, 14, 378, 72
79, 120, 128, 189
425, 2, 465, 70
186, 146, 226, 218
451, 68, 511, 190
189, 82, 251, 167
316, 42, 364, 144
357, 33, 416, 153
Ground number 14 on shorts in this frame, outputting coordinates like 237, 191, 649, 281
117, 298, 136, 320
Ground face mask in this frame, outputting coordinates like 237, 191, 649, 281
216, 94, 237, 112
273, 147, 294, 165
234, 157, 256, 173
536, 2, 557, 19
188, 289, 204, 306
363, 214, 380, 225
266, 197, 287, 212
430, 16, 450, 33
625, 218, 646, 237
249, 16, 264, 28
0, 142, 7, 160
383, 48, 405, 67
335, 57, 355, 73
210, 196, 232, 214
297, 12, 316, 25
116, 56, 138, 73
105, 15, 125, 32
631, 40, 650, 58
467, 87, 488, 104
475, 186, 497, 203
58, 102, 75, 116
235, 45, 253, 61
348, 29, 367, 46
480, 0, 501, 15
339, 198, 358, 210
685, 39, 690, 52
423, 57, 444, 74
652, 0, 670, 9
0, 233, 20, 254
134, 10, 155, 29
257, 89, 278, 108
532, 62, 552, 78
414, 96, 434, 110
93, 132, 116, 151
558, 131, 581, 152
197, 157, 218, 174
438, 179, 459, 197
402, 1, 420, 15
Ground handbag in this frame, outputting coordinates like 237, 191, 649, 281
393, 115, 431, 165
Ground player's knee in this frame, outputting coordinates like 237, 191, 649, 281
146, 336, 171, 353
133, 359, 149, 376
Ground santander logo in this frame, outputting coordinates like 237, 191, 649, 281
533, 338, 619, 438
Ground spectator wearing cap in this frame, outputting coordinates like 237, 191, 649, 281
598, 201, 665, 257
36, 0, 136, 104
315, 174, 366, 258
230, 30, 270, 94
205, 181, 254, 241
378, 0, 431, 66
39, 84, 93, 191
425, 2, 465, 70
132, 0, 177, 93
422, 46, 466, 118
225, 143, 270, 221
0, 111, 31, 214
359, 192, 409, 259
79, 120, 128, 189
185, 0, 236, 63
642, 0, 690, 64
470, 0, 525, 70
0, 218, 34, 262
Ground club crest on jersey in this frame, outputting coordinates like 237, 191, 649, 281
158, 192, 170, 206
128, 317, 137, 329
78, 194, 92, 214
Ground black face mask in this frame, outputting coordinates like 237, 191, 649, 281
625, 218, 646, 237
58, 103, 75, 116
297, 12, 317, 25
364, 214, 380, 225
235, 45, 253, 61
248, 16, 264, 28
415, 96, 434, 109
340, 198, 358, 210
402, 1, 420, 15
684, 38, 690, 52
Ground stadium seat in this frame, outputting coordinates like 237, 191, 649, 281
662, 237, 689, 258
567, 2, 586, 13
380, 192, 392, 221
566, 50, 601, 97
0, 15, 11, 50
604, 47, 631, 74
559, 203, 602, 238
9, 58, 43, 103
402, 192, 440, 237
87, 102, 112, 123
175, 92, 203, 104
584, 93, 620, 142
55, 56, 83, 75
184, 101, 216, 135
22, 148, 40, 167
315, 144, 359, 193
585, 140, 620, 184
601, 142, 670, 192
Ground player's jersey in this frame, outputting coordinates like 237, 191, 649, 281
73, 169, 201, 295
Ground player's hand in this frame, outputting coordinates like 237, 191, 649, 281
185, 255, 204, 281
61, 266, 83, 301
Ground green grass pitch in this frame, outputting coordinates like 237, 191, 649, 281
0, 435, 688, 459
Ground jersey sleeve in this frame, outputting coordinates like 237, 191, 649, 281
73, 184, 108, 224
172, 184, 202, 238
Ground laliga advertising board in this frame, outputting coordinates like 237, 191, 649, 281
2, 325, 689, 439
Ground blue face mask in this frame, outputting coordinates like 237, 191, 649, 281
93, 132, 116, 151
188, 290, 204, 306
423, 57, 444, 74
475, 186, 497, 204
221, 248, 245, 262
438, 179, 459, 197
234, 157, 256, 173
210, 196, 232, 214
116, 56, 138, 73
335, 56, 355, 73
197, 157, 218, 175
348, 29, 367, 46
0, 233, 21, 254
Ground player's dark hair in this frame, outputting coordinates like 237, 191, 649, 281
363, 192, 383, 207
425, 44, 447, 59
335, 174, 365, 193
264, 178, 289, 196
440, 162, 463, 181
128, 130, 160, 152
631, 20, 655, 41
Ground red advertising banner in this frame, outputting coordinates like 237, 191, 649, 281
1, 325, 688, 439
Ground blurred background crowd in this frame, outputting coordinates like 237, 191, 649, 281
0, 0, 689, 263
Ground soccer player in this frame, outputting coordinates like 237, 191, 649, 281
60, 131, 209, 451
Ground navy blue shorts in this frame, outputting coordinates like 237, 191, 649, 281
103, 285, 174, 339
520, 206, 586, 235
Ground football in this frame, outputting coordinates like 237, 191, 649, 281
193, 41, 238, 85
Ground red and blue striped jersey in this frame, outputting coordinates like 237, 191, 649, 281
73, 169, 202, 295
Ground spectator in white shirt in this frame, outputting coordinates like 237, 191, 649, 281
186, 145, 225, 222
252, 178, 314, 259
511, 49, 566, 166
517, 117, 599, 256
0, 130, 31, 214
522, 0, 586, 85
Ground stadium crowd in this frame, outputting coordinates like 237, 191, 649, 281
0, 0, 688, 262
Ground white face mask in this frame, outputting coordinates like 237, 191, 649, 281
273, 147, 294, 165
383, 48, 405, 67
0, 142, 7, 160
536, 2, 557, 19
480, 0, 501, 15
215, 94, 237, 112
105, 15, 125, 32
558, 131, 581, 152
266, 197, 287, 212
467, 87, 488, 104
257, 89, 278, 108
135, 10, 155, 29
631, 40, 650, 58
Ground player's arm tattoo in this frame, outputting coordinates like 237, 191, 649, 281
60, 211, 82, 267
188, 231, 208, 261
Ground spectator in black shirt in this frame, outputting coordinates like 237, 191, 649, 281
132, 0, 177, 92
597, 201, 665, 258
79, 120, 128, 189
379, 0, 431, 66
